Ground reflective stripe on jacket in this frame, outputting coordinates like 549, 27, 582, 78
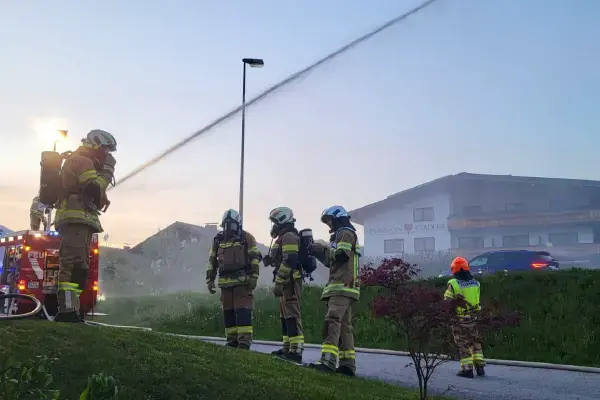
205, 230, 262, 288
320, 228, 361, 301
273, 229, 302, 284
444, 278, 481, 316
54, 147, 110, 233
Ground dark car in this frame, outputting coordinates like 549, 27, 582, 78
468, 250, 560, 275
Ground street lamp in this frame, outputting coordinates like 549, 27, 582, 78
54, 129, 68, 151
239, 57, 264, 220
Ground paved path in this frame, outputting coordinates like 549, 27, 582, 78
202, 339, 600, 400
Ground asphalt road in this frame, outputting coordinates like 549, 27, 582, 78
203, 339, 600, 400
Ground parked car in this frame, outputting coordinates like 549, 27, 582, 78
438, 250, 560, 278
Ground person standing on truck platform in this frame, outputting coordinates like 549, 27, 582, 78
53, 130, 117, 323
444, 256, 486, 378
307, 205, 361, 377
206, 209, 262, 349
29, 196, 47, 231
262, 206, 304, 363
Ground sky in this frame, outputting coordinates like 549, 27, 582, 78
1, 0, 599, 247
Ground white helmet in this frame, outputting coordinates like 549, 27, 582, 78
321, 205, 349, 223
221, 209, 242, 227
269, 207, 295, 225
83, 129, 117, 152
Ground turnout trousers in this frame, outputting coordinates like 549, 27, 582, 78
221, 285, 254, 349
30, 213, 42, 231
279, 279, 304, 355
56, 223, 94, 315
452, 319, 485, 370
318, 295, 356, 373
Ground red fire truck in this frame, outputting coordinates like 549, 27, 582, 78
0, 229, 99, 319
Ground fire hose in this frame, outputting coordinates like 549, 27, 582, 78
107, 0, 441, 191
0, 294, 42, 320
1, 0, 440, 322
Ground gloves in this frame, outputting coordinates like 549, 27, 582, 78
207, 281, 216, 294
249, 277, 258, 290
262, 255, 273, 267
99, 194, 111, 212
272, 283, 283, 297
309, 242, 327, 253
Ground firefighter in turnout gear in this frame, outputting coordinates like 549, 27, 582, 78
53, 129, 117, 323
29, 196, 47, 230
444, 256, 486, 378
262, 207, 304, 362
307, 205, 361, 376
206, 209, 262, 349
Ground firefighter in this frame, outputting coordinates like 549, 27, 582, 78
307, 205, 361, 376
262, 206, 304, 362
206, 209, 262, 350
444, 256, 486, 378
29, 196, 47, 230
53, 129, 117, 323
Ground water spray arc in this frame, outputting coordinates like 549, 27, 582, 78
108, 0, 441, 192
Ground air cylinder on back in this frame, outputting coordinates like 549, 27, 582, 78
39, 151, 64, 207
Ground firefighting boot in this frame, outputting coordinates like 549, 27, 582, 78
307, 362, 335, 374
237, 344, 250, 350
271, 348, 288, 357
456, 369, 474, 378
336, 366, 356, 377
280, 352, 302, 363
476, 365, 486, 377
53, 311, 84, 324
225, 341, 238, 348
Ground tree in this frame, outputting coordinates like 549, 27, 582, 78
359, 257, 521, 400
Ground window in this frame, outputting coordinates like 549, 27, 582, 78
470, 256, 488, 268
414, 237, 435, 252
413, 207, 434, 222
505, 202, 526, 212
462, 205, 482, 217
458, 236, 484, 249
384, 239, 404, 254
548, 232, 578, 246
502, 234, 530, 248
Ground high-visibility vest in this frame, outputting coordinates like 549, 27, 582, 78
447, 278, 481, 316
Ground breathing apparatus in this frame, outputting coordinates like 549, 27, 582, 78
269, 207, 296, 238
221, 209, 242, 239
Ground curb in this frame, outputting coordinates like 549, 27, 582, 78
163, 333, 600, 375
89, 323, 600, 375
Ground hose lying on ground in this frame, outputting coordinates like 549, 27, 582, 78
0, 294, 42, 320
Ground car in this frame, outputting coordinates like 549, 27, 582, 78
437, 250, 560, 278
468, 250, 560, 275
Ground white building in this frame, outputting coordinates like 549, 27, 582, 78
349, 173, 600, 259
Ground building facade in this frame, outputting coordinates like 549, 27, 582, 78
349, 173, 600, 260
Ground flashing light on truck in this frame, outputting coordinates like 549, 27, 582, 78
0, 229, 100, 319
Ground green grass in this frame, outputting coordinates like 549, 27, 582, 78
97, 269, 600, 367
0, 321, 441, 400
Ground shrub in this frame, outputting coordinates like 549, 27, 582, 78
0, 353, 60, 400
0, 351, 120, 400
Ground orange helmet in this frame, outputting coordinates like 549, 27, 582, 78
451, 257, 470, 274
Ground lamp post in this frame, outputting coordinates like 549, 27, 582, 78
239, 58, 264, 221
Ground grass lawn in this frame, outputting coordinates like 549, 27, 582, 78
97, 269, 600, 367
0, 321, 446, 400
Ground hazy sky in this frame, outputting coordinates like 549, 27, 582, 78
1, 0, 599, 246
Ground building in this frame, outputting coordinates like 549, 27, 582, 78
349, 172, 600, 259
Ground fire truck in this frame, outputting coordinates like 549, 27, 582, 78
0, 229, 99, 319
